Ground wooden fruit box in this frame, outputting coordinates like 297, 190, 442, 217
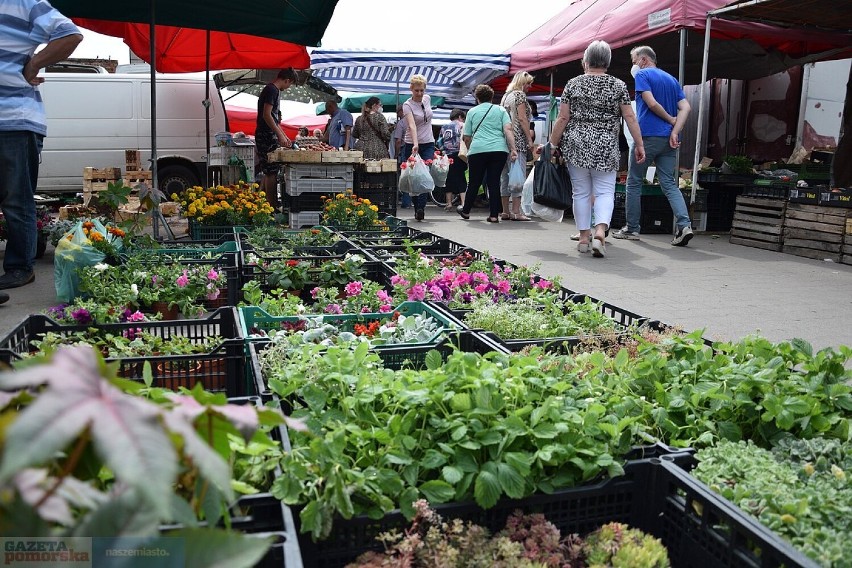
381, 159, 398, 173
83, 167, 122, 180
729, 196, 786, 252
125, 149, 142, 169
362, 160, 385, 173
270, 149, 322, 163
322, 150, 364, 164
782, 202, 846, 262
842, 233, 852, 267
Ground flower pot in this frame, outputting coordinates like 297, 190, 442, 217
35, 233, 48, 259
155, 360, 204, 390
151, 301, 180, 320
204, 290, 229, 310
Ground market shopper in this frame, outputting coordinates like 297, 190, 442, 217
352, 97, 391, 160
255, 68, 296, 211
440, 109, 467, 211
457, 84, 518, 223
322, 100, 354, 151
549, 40, 644, 258
0, 0, 82, 293
613, 45, 693, 246
499, 71, 536, 221
401, 75, 436, 221
391, 106, 412, 209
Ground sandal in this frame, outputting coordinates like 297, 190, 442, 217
577, 242, 590, 253
500, 213, 511, 221
487, 216, 500, 223
444, 205, 454, 212
592, 237, 606, 258
511, 213, 531, 221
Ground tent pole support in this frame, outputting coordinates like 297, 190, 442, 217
676, 28, 686, 217
149, 1, 160, 240
692, 14, 713, 208
205, 30, 211, 191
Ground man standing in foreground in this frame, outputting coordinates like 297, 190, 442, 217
0, 0, 82, 305
255, 68, 296, 211
322, 100, 354, 151
613, 45, 693, 247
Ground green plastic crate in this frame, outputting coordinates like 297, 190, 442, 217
188, 221, 245, 241
615, 183, 664, 196
239, 301, 459, 346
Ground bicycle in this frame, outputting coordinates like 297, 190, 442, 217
428, 186, 461, 208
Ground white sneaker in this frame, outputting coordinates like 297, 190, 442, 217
612, 228, 640, 240
671, 226, 694, 247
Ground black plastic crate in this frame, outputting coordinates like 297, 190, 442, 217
818, 186, 852, 208
788, 185, 820, 205
742, 182, 791, 200
356, 186, 398, 217
239, 259, 390, 301
0, 308, 249, 396
681, 187, 708, 211
354, 170, 398, 190
293, 458, 815, 568
612, 192, 673, 234
706, 186, 744, 232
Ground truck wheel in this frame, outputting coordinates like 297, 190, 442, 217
157, 165, 199, 197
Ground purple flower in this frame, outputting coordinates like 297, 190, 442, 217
71, 308, 92, 325
390, 274, 409, 287
47, 303, 69, 319
325, 304, 342, 314
376, 290, 391, 303
310, 286, 321, 299
379, 304, 392, 313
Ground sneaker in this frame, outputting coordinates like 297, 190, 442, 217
0, 291, 8, 305
612, 228, 640, 240
671, 226, 694, 247
0, 269, 34, 290
570, 233, 580, 241
414, 209, 425, 221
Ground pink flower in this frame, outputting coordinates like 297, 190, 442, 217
310, 286, 321, 299
390, 275, 409, 287
206, 289, 221, 301
361, 306, 371, 313
376, 289, 391, 303
471, 271, 488, 283
207, 268, 219, 281
534, 279, 553, 290
429, 285, 444, 301
325, 304, 343, 314
474, 283, 489, 294
495, 279, 511, 294
407, 284, 426, 301
176, 270, 189, 288
345, 281, 363, 297
492, 265, 501, 274
455, 272, 471, 286
152, 275, 159, 286
127, 310, 146, 322
379, 304, 393, 313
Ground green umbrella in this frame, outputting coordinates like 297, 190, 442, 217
315, 93, 445, 115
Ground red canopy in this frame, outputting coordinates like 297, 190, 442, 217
74, 19, 310, 72
508, 0, 852, 83
225, 106, 328, 139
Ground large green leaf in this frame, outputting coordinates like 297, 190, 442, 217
418, 480, 455, 504
167, 528, 272, 568
496, 463, 526, 499
473, 470, 501, 509
0, 347, 177, 517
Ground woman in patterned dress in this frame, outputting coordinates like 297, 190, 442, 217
352, 97, 391, 160
499, 71, 536, 221
549, 40, 645, 258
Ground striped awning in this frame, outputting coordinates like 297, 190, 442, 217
310, 50, 511, 101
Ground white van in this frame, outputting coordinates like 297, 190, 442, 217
38, 72, 226, 195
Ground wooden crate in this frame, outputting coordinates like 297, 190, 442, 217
83, 167, 121, 180
729, 196, 786, 252
124, 169, 152, 186
782, 202, 847, 262
270, 149, 322, 163
322, 150, 364, 163
125, 149, 142, 170
842, 233, 852, 267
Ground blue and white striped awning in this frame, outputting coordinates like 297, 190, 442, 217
310, 50, 511, 101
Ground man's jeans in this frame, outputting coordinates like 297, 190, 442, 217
0, 131, 41, 273
625, 136, 690, 233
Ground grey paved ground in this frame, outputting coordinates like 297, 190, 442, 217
1, 203, 850, 351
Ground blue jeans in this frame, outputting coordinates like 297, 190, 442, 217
625, 136, 690, 233
0, 131, 41, 273
401, 142, 435, 211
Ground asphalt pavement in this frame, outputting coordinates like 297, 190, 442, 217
1, 203, 850, 351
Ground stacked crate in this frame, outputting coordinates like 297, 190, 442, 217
284, 164, 355, 228
730, 194, 787, 252
782, 202, 847, 262
82, 166, 121, 205
208, 143, 256, 185
354, 165, 398, 217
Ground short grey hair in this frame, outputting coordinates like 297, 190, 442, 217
583, 40, 612, 70
630, 45, 657, 63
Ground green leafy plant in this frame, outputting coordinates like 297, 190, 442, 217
693, 438, 852, 566
722, 155, 754, 175
318, 253, 367, 288
267, 259, 312, 291
0, 346, 279, 566
464, 296, 616, 340
583, 522, 670, 567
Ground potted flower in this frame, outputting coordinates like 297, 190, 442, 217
320, 191, 385, 231
317, 253, 367, 288
171, 181, 275, 239
308, 280, 394, 315
266, 259, 312, 293
136, 262, 226, 319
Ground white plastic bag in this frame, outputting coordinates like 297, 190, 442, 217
521, 166, 535, 216
407, 155, 436, 195
531, 200, 564, 223
508, 156, 526, 193
430, 153, 450, 187
399, 163, 412, 194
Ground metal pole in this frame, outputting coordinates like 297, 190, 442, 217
692, 15, 713, 206
677, 29, 686, 205
204, 29, 211, 190
546, 70, 554, 137
149, 0, 160, 239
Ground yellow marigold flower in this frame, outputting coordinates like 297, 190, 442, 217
357, 210, 364, 216
362, 198, 371, 205
370, 205, 378, 212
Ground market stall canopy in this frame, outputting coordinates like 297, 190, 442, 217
310, 50, 511, 100
315, 93, 446, 115
507, 0, 852, 85
711, 0, 852, 33
71, 20, 310, 72
51, 0, 338, 46
215, 69, 341, 104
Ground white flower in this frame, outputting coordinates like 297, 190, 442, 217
93, 263, 109, 271
130, 284, 138, 297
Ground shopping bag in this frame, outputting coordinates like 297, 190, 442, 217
533, 143, 572, 210
430, 153, 451, 187
406, 155, 436, 195
508, 155, 526, 193
531, 201, 564, 223
458, 138, 470, 163
521, 166, 535, 216
54, 219, 122, 302
399, 162, 412, 194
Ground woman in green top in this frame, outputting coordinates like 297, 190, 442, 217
457, 84, 518, 223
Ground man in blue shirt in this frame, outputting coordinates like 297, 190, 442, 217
0, 0, 82, 302
322, 100, 354, 150
614, 45, 693, 247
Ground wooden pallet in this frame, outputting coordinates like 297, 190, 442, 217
842, 233, 852, 266
83, 166, 121, 181
124, 169, 152, 186
782, 202, 847, 262
125, 149, 142, 170
729, 196, 786, 252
